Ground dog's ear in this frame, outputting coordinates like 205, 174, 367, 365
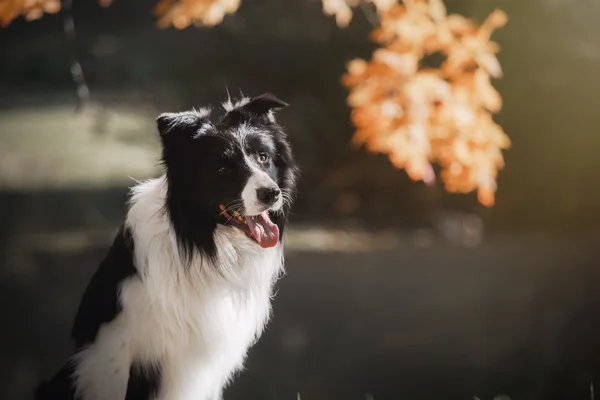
241, 93, 289, 116
156, 112, 180, 137
156, 108, 214, 139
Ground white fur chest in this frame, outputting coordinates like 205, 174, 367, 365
122, 237, 281, 400
122, 223, 283, 359
74, 178, 284, 400
120, 227, 282, 400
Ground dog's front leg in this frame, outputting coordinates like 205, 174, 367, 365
71, 329, 132, 400
72, 347, 131, 400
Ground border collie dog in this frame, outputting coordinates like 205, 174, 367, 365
36, 93, 298, 400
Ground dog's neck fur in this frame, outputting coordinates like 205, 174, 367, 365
126, 175, 285, 292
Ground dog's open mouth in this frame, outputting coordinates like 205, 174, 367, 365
218, 205, 280, 249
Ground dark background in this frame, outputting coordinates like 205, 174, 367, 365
1, 0, 600, 399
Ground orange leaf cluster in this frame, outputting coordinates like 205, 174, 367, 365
342, 0, 510, 206
0, 0, 61, 27
154, 0, 240, 29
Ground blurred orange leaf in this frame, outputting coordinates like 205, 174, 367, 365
0, 0, 61, 26
154, 0, 241, 29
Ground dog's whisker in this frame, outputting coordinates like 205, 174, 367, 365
216, 199, 245, 218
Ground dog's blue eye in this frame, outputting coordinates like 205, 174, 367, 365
258, 153, 269, 163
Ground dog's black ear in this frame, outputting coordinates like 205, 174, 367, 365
156, 112, 179, 137
241, 93, 289, 116
156, 108, 213, 138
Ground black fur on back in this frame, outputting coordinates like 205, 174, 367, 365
35, 226, 140, 399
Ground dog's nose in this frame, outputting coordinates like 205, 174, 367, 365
256, 187, 281, 206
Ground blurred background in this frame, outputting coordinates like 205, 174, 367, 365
1, 0, 600, 398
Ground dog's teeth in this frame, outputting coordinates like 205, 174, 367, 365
233, 212, 244, 222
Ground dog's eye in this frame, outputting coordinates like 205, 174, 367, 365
217, 166, 230, 174
257, 153, 269, 164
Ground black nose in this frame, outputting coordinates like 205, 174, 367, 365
256, 187, 281, 206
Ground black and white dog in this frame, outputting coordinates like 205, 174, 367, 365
35, 92, 298, 400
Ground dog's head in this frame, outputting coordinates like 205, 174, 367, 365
157, 93, 298, 260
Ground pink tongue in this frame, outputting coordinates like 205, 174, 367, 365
245, 211, 279, 248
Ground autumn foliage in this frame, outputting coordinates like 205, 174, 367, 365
154, 0, 240, 29
0, 0, 60, 26
341, 0, 509, 206
0, 0, 509, 206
